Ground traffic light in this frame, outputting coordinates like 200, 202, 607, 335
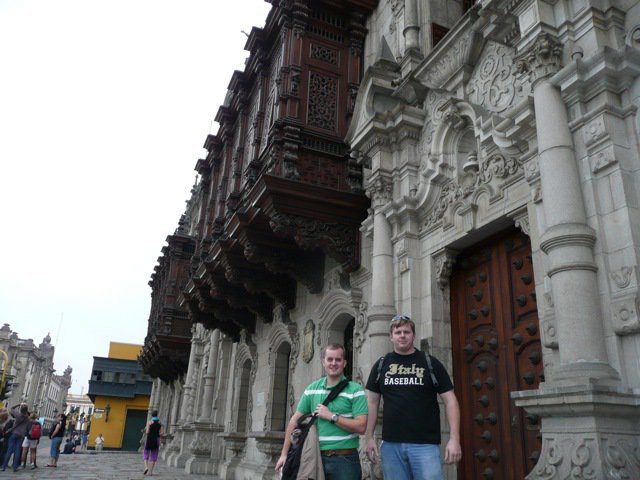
1, 378, 14, 404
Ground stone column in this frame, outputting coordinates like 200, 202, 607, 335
403, 0, 420, 52
196, 329, 220, 422
367, 175, 397, 362
512, 33, 640, 480
519, 33, 618, 385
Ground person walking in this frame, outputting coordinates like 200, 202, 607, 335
81, 431, 88, 450
143, 410, 164, 476
0, 409, 11, 465
94, 433, 105, 452
46, 413, 66, 468
275, 343, 368, 480
20, 413, 41, 469
365, 315, 462, 480
2, 403, 30, 472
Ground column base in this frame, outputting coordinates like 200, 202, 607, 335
552, 361, 621, 386
513, 384, 640, 479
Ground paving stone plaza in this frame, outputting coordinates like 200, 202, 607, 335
2, 438, 213, 479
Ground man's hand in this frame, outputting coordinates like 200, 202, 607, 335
275, 453, 287, 472
444, 437, 462, 464
315, 404, 332, 421
366, 437, 379, 464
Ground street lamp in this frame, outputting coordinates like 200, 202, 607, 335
104, 403, 111, 422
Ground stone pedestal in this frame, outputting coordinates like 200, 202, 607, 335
166, 426, 194, 468
218, 432, 247, 480
513, 385, 640, 479
184, 423, 223, 474
251, 431, 286, 480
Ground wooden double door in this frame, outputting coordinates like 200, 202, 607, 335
451, 230, 543, 479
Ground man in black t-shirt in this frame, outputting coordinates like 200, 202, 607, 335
365, 315, 461, 480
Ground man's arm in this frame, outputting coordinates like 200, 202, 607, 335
274, 411, 304, 472
314, 404, 367, 434
365, 391, 381, 463
440, 390, 462, 464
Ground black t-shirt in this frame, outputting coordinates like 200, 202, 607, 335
366, 349, 454, 445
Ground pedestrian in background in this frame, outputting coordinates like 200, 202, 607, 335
46, 412, 66, 468
0, 409, 11, 464
81, 431, 88, 450
2, 403, 29, 472
143, 410, 164, 476
20, 413, 41, 469
95, 433, 105, 452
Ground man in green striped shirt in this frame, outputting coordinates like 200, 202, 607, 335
276, 343, 368, 479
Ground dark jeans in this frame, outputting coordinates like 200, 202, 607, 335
2, 433, 22, 471
321, 452, 361, 480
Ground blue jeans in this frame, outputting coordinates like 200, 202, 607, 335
2, 433, 22, 471
50, 436, 63, 459
380, 442, 443, 480
321, 452, 361, 480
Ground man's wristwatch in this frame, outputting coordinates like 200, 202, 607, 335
330, 413, 340, 424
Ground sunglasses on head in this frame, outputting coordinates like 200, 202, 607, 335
391, 315, 411, 322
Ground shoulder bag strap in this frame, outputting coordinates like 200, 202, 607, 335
322, 378, 350, 406
423, 350, 439, 388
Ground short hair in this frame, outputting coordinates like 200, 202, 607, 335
321, 343, 346, 360
30, 413, 37, 421
20, 405, 28, 415
389, 315, 416, 334
151, 410, 158, 417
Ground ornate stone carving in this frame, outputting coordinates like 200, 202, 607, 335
302, 319, 315, 363
368, 177, 393, 208
308, 72, 337, 131
421, 32, 472, 89
442, 104, 467, 130
467, 41, 526, 113
516, 32, 563, 85
433, 250, 457, 290
524, 158, 540, 183
424, 181, 466, 228
590, 148, 617, 173
188, 431, 213, 456
529, 436, 640, 480
611, 266, 634, 290
611, 297, 640, 335
540, 314, 559, 349
476, 153, 520, 184
354, 302, 369, 353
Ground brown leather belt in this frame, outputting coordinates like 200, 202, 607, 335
321, 448, 358, 457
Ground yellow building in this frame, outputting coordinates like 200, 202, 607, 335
87, 342, 152, 450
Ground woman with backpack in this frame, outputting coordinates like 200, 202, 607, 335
20, 413, 40, 469
142, 410, 164, 476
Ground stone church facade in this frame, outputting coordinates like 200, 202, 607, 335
139, 1, 640, 479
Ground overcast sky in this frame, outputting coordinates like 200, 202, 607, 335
0, 0, 271, 395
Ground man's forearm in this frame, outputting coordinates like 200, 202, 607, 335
365, 395, 380, 439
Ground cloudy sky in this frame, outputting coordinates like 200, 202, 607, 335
0, 0, 271, 395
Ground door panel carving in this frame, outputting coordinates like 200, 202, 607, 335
452, 230, 542, 479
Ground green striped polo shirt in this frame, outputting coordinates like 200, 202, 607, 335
296, 375, 368, 451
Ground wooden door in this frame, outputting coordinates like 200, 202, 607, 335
451, 230, 543, 479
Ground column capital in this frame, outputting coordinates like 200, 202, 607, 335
367, 175, 393, 209
516, 32, 563, 87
